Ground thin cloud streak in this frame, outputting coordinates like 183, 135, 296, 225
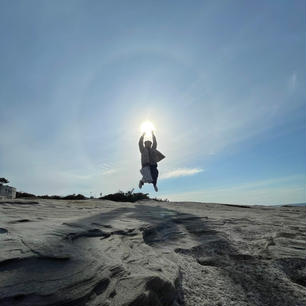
160, 168, 203, 179
288, 72, 297, 92
101, 169, 118, 176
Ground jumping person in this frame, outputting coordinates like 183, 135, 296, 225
138, 131, 165, 192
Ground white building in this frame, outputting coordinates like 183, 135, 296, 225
0, 184, 16, 200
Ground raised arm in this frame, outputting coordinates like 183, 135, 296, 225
138, 133, 145, 153
152, 131, 157, 149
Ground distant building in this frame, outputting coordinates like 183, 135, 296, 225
0, 179, 16, 200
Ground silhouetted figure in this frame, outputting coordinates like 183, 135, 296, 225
138, 131, 165, 192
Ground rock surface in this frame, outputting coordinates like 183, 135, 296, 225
0, 199, 305, 306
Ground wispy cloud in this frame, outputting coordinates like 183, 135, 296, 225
160, 168, 203, 179
288, 72, 297, 91
101, 169, 118, 176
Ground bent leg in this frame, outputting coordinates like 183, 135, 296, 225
150, 165, 159, 186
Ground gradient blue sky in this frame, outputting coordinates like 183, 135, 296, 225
0, 1, 305, 205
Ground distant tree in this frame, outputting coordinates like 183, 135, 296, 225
0, 178, 9, 184
99, 189, 150, 202
16, 191, 37, 198
63, 194, 87, 200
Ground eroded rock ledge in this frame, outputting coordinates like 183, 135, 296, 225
0, 199, 305, 306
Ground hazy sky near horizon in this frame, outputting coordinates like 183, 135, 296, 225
0, 1, 305, 205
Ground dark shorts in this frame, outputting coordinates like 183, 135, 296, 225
150, 165, 159, 186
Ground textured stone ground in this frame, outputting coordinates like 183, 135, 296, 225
0, 199, 305, 306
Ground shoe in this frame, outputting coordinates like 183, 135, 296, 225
139, 180, 143, 189
154, 185, 158, 192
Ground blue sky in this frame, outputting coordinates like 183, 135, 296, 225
0, 1, 305, 205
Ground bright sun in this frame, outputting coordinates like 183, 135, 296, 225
140, 121, 156, 135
